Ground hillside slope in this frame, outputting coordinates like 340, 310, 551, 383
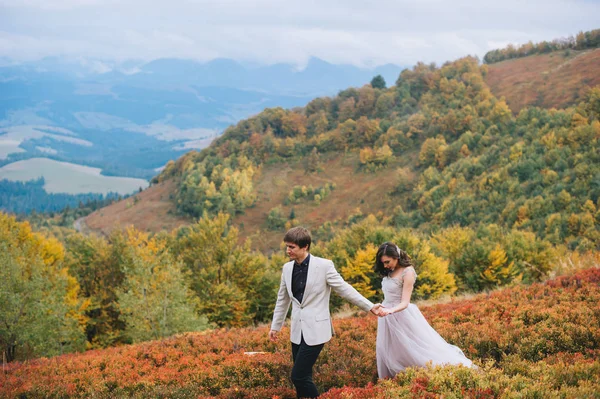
233, 154, 416, 252
485, 48, 600, 112
84, 153, 414, 251
84, 180, 188, 235
84, 53, 600, 255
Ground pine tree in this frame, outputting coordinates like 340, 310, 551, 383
370, 74, 387, 89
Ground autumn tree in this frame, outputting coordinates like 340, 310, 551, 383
430, 226, 475, 273
64, 232, 126, 348
340, 244, 378, 300
176, 155, 257, 218
171, 212, 279, 327
319, 216, 456, 303
479, 245, 521, 289
304, 147, 322, 174
375, 91, 395, 118
307, 111, 330, 137
116, 228, 208, 343
0, 212, 86, 362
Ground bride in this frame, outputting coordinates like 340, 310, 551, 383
375, 242, 475, 378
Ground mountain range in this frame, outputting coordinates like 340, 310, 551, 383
0, 56, 405, 212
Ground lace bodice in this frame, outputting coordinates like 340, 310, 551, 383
381, 267, 417, 307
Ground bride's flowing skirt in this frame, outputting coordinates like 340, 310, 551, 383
376, 303, 474, 378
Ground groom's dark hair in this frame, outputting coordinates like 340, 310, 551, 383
283, 226, 311, 250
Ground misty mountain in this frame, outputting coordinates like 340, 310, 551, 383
121, 57, 404, 95
0, 56, 404, 207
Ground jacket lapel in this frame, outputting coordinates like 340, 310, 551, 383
302, 255, 317, 302
285, 262, 301, 306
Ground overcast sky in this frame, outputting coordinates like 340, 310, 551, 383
1, 0, 598, 68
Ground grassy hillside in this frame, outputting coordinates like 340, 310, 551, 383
84, 179, 188, 236
3, 266, 599, 398
486, 48, 600, 113
84, 152, 411, 250
233, 154, 408, 252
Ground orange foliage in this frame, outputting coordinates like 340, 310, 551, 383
3, 267, 599, 398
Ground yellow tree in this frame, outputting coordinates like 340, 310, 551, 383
419, 136, 447, 167
359, 147, 375, 165
356, 116, 380, 146
0, 212, 86, 362
374, 144, 393, 164
375, 91, 395, 118
340, 244, 378, 300
480, 245, 521, 289
490, 99, 512, 125
430, 226, 476, 274
281, 111, 307, 137
338, 97, 356, 122
356, 85, 376, 116
307, 111, 329, 136
319, 217, 457, 301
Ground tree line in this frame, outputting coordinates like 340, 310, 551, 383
0, 211, 280, 362
0, 178, 123, 215
1, 207, 559, 363
483, 28, 600, 64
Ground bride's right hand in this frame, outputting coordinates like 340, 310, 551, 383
379, 307, 393, 317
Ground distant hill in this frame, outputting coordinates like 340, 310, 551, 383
84, 52, 600, 253
0, 57, 404, 212
486, 48, 600, 112
123, 56, 403, 96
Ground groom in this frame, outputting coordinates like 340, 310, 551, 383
269, 226, 383, 398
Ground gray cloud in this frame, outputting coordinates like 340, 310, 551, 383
0, 0, 598, 67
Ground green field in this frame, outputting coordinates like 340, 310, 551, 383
0, 158, 148, 195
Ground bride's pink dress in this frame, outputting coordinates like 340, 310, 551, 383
376, 267, 474, 378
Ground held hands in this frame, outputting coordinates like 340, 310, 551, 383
370, 303, 393, 317
378, 307, 394, 316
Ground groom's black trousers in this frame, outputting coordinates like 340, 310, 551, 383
291, 335, 324, 398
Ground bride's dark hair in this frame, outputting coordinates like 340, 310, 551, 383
374, 242, 413, 276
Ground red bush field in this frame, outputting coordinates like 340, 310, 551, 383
2, 268, 599, 398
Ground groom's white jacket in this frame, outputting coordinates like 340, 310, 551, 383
271, 255, 374, 345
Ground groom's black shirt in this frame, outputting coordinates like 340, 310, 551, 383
292, 254, 310, 303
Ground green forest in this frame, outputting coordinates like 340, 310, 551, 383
0, 178, 123, 215
2, 53, 599, 363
